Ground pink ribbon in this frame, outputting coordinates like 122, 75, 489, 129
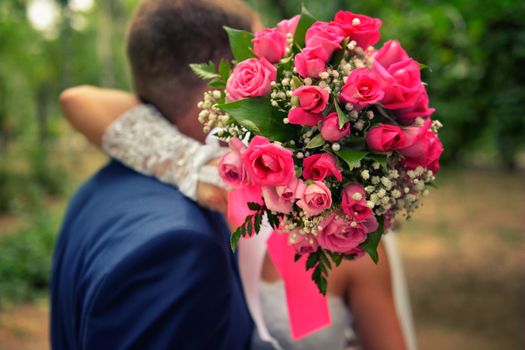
227, 187, 331, 340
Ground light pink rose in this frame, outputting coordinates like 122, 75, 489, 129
292, 232, 319, 255
294, 46, 329, 78
226, 57, 277, 101
303, 153, 343, 182
218, 137, 249, 188
305, 21, 346, 57
320, 112, 350, 142
341, 183, 372, 221
262, 177, 304, 214
373, 40, 423, 110
333, 11, 382, 49
242, 135, 295, 186
292, 85, 330, 113
296, 181, 332, 217
399, 120, 443, 173
317, 214, 378, 254
394, 87, 435, 125
277, 15, 300, 36
340, 68, 384, 109
252, 28, 287, 63
366, 124, 410, 152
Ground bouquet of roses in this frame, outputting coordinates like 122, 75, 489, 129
191, 6, 443, 294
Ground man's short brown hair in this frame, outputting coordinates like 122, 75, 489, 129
127, 0, 255, 122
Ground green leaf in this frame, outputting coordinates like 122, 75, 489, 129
306, 252, 318, 270
189, 62, 219, 81
336, 149, 368, 170
254, 213, 262, 233
360, 216, 384, 264
328, 251, 343, 267
208, 78, 226, 88
224, 26, 255, 62
319, 249, 332, 269
294, 254, 302, 262
305, 133, 325, 149
367, 153, 388, 169
293, 5, 317, 48
247, 217, 253, 237
218, 58, 231, 81
334, 101, 349, 129
230, 229, 241, 251
247, 202, 262, 211
218, 98, 297, 142
331, 37, 349, 67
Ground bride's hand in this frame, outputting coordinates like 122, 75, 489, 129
196, 159, 229, 214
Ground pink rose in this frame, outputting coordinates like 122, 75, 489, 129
262, 177, 304, 214
287, 107, 323, 126
296, 181, 332, 217
373, 41, 422, 110
399, 121, 443, 173
341, 183, 372, 220
252, 28, 287, 64
305, 21, 346, 57
303, 153, 343, 182
292, 232, 319, 255
317, 214, 378, 254
218, 137, 249, 188
333, 11, 382, 49
394, 87, 435, 125
345, 246, 366, 258
226, 58, 277, 101
242, 135, 295, 186
339, 68, 384, 109
320, 112, 350, 142
292, 85, 330, 113
366, 124, 409, 152
277, 15, 300, 36
294, 46, 329, 78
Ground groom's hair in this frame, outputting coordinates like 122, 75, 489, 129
127, 0, 255, 123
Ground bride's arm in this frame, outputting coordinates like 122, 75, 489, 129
59, 86, 228, 212
345, 244, 407, 350
60, 86, 139, 146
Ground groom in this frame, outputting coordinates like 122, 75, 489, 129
50, 1, 261, 349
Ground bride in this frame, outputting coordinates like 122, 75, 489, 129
60, 85, 416, 350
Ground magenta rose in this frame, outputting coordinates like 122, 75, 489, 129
294, 46, 329, 78
226, 58, 277, 101
340, 68, 384, 110
394, 87, 435, 125
287, 107, 323, 126
317, 214, 378, 254
242, 135, 295, 186
303, 153, 343, 182
262, 177, 304, 214
292, 85, 330, 113
373, 40, 423, 110
218, 138, 249, 188
292, 232, 319, 255
296, 181, 332, 217
399, 121, 443, 173
252, 28, 287, 64
333, 11, 382, 49
366, 124, 410, 152
341, 183, 372, 220
276, 15, 300, 36
305, 21, 346, 57
320, 112, 350, 142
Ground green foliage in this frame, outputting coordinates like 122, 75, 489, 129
223, 26, 255, 62
360, 216, 384, 264
335, 149, 368, 170
293, 5, 317, 48
219, 97, 298, 142
0, 212, 58, 308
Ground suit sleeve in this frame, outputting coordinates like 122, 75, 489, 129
81, 230, 234, 350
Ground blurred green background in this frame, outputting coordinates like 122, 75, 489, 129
0, 0, 523, 349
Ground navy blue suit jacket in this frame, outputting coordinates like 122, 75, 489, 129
51, 160, 254, 349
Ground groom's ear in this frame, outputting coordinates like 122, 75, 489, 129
126, 0, 256, 122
